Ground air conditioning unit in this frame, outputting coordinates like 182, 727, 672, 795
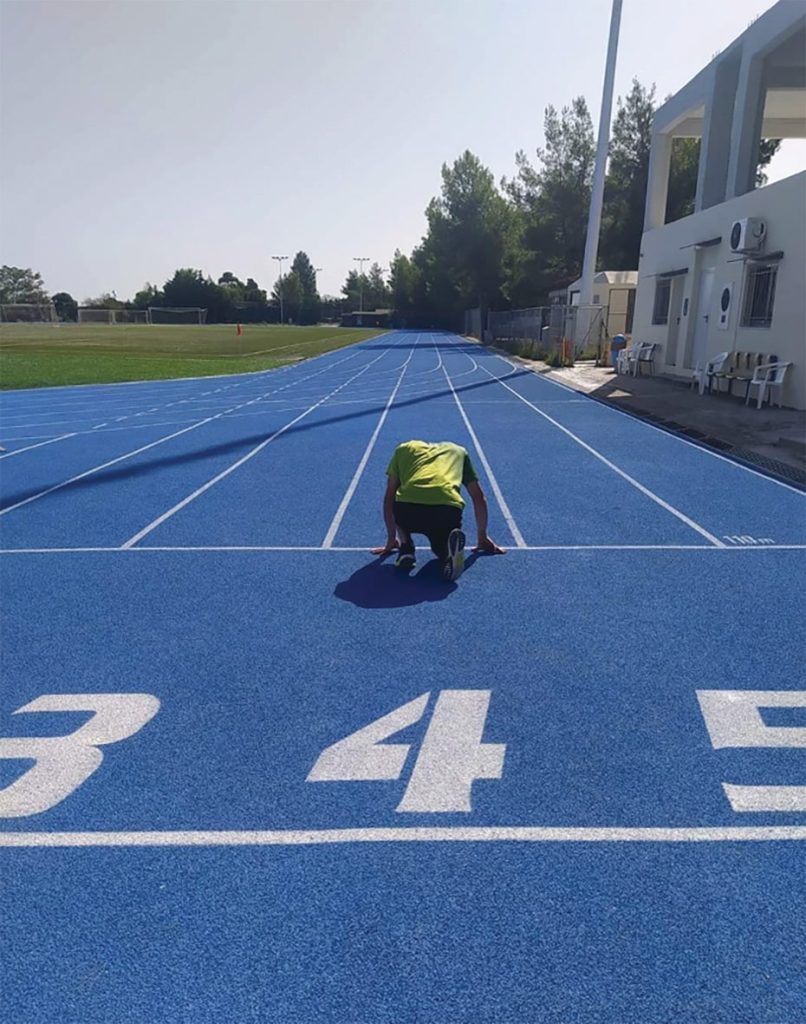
729, 217, 766, 253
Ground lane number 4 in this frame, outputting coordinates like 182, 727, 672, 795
307, 690, 505, 813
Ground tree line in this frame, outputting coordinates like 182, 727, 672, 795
387, 80, 779, 329
2, 80, 779, 329
0, 252, 391, 325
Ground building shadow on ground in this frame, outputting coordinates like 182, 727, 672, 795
334, 553, 479, 609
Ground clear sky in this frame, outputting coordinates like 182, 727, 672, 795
1, 0, 803, 303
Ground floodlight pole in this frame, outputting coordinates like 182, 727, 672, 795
353, 257, 370, 313
272, 255, 288, 324
579, 0, 623, 309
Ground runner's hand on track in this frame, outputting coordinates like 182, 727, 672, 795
370, 539, 400, 556
473, 537, 506, 555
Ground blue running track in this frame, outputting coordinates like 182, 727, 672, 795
1, 331, 805, 1023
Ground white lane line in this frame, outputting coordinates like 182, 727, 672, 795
1, 418, 108, 430
121, 349, 391, 548
0, 342, 375, 452
0, 421, 226, 518
2, 390, 470, 437
0, 412, 88, 423
480, 340, 806, 498
2, 544, 806, 554
398, 341, 442, 379
0, 433, 64, 441
0, 433, 77, 458
439, 338, 527, 548
0, 348, 385, 518
477, 362, 726, 548
2, 825, 805, 848
447, 351, 480, 381
321, 335, 420, 548
2, 419, 212, 439
196, 329, 358, 359
0, 355, 404, 435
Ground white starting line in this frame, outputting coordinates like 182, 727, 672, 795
0, 544, 805, 554
2, 825, 805, 847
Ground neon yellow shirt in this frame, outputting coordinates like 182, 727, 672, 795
386, 440, 479, 509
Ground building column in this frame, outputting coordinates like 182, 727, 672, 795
644, 129, 672, 231
726, 49, 766, 199
695, 56, 741, 212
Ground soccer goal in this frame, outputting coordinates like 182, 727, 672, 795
77, 308, 151, 325
148, 307, 207, 325
0, 302, 57, 323
114, 309, 150, 325
78, 308, 116, 324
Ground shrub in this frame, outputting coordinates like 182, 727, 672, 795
545, 349, 574, 368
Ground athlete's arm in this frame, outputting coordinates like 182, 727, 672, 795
466, 480, 506, 554
370, 475, 400, 555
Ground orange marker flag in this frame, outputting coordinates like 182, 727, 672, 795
236, 323, 243, 336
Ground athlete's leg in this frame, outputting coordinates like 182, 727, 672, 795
392, 502, 417, 569
423, 506, 462, 560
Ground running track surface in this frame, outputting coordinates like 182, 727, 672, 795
1, 331, 805, 1024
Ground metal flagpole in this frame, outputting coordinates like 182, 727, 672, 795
579, 0, 623, 309
272, 255, 288, 324
353, 257, 370, 313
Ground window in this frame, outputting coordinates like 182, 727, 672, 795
741, 264, 778, 328
652, 279, 671, 324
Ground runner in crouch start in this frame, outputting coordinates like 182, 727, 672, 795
371, 439, 506, 580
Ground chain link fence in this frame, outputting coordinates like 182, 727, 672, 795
465, 304, 610, 360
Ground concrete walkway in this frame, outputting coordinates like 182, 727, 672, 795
498, 353, 806, 485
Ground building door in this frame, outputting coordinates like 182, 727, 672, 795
625, 288, 636, 334
606, 288, 630, 336
690, 267, 715, 369
665, 277, 686, 367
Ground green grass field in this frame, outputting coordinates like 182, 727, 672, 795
0, 324, 386, 389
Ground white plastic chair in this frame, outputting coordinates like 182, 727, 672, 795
617, 343, 642, 376
691, 351, 731, 395
744, 362, 792, 409
636, 343, 658, 376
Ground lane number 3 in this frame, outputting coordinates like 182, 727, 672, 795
0, 694, 160, 818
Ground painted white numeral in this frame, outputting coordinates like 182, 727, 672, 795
397, 690, 505, 813
307, 693, 429, 782
307, 690, 505, 813
697, 690, 806, 812
0, 694, 160, 818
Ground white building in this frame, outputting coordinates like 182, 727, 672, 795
567, 270, 638, 337
633, 1, 806, 409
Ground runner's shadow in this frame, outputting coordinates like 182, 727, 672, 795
334, 553, 478, 609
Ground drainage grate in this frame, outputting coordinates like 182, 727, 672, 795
728, 448, 806, 488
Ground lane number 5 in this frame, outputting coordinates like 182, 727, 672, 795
697, 690, 806, 811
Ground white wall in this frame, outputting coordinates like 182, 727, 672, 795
633, 171, 806, 409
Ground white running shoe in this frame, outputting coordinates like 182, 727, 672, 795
443, 528, 465, 582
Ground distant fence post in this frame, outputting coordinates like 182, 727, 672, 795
464, 307, 482, 339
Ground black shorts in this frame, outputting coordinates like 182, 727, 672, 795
393, 501, 462, 558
